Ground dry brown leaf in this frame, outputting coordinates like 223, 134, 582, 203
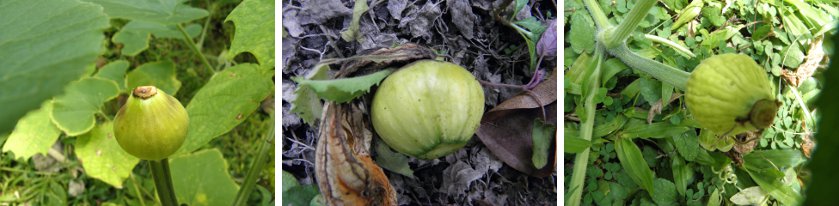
315, 103, 397, 206
476, 72, 557, 177
783, 36, 825, 87
647, 93, 683, 124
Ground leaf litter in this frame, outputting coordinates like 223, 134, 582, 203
282, 0, 557, 205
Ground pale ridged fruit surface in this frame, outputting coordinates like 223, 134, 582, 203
114, 86, 188, 160
371, 60, 484, 159
686, 54, 775, 135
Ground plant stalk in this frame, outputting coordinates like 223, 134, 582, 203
177, 24, 215, 78
149, 159, 178, 206
602, 0, 658, 49
582, 0, 613, 29
612, 45, 690, 90
233, 116, 275, 206
567, 48, 604, 206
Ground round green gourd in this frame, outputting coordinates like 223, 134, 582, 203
371, 60, 484, 159
114, 86, 188, 160
686, 53, 779, 136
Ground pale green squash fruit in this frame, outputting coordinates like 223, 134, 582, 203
114, 86, 188, 160
686, 53, 779, 137
371, 60, 484, 159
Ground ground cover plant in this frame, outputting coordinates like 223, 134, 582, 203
0, 0, 275, 205
564, 0, 836, 205
282, 0, 558, 205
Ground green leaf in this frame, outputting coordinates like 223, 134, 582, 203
125, 60, 182, 95
340, 0, 368, 43
0, 0, 109, 134
112, 21, 201, 56
593, 114, 628, 138
95, 60, 130, 91
1, 103, 61, 161
82, 0, 209, 24
698, 129, 734, 152
671, 156, 693, 197
226, 0, 274, 69
374, 139, 415, 178
569, 11, 595, 54
512, 0, 528, 18
672, 132, 701, 161
781, 42, 805, 68
651, 178, 677, 206
281, 170, 299, 192
615, 137, 655, 195
639, 77, 661, 104
75, 121, 140, 188
50, 78, 120, 136
565, 136, 591, 154
729, 186, 768, 205
513, 17, 547, 71
708, 187, 722, 206
283, 184, 319, 206
531, 119, 556, 169
671, 0, 702, 30
601, 58, 629, 85
177, 64, 272, 154
701, 4, 725, 27
290, 64, 330, 125
293, 69, 393, 103
621, 119, 690, 139
171, 149, 239, 206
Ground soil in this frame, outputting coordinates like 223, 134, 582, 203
281, 0, 558, 205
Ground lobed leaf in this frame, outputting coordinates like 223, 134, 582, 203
1, 103, 61, 161
50, 78, 120, 136
0, 0, 109, 133
75, 121, 139, 188
226, 0, 274, 69
177, 64, 272, 154
82, 0, 208, 25
171, 149, 239, 206
125, 60, 182, 95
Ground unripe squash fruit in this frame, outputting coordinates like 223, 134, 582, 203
371, 60, 484, 159
686, 54, 778, 136
114, 86, 188, 160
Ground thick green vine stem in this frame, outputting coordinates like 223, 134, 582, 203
150, 159, 178, 206
601, 0, 658, 49
611, 45, 690, 90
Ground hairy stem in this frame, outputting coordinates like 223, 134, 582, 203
602, 0, 658, 49
611, 44, 690, 90
567, 48, 604, 206
150, 159, 178, 206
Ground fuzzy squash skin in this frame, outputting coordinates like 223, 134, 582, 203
686, 54, 777, 136
371, 60, 484, 159
114, 86, 188, 160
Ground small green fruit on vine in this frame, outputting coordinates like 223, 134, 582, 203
686, 54, 779, 136
114, 86, 188, 160
371, 60, 484, 159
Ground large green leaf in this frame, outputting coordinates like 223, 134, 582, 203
75, 121, 140, 188
0, 0, 109, 134
125, 60, 182, 95
82, 0, 208, 24
95, 60, 130, 91
171, 149, 239, 206
177, 64, 272, 154
112, 21, 201, 56
50, 78, 120, 136
614, 137, 655, 195
1, 103, 61, 161
226, 0, 274, 69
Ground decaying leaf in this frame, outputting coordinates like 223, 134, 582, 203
476, 71, 557, 177
447, 0, 477, 39
326, 43, 436, 77
315, 103, 397, 205
373, 138, 415, 179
